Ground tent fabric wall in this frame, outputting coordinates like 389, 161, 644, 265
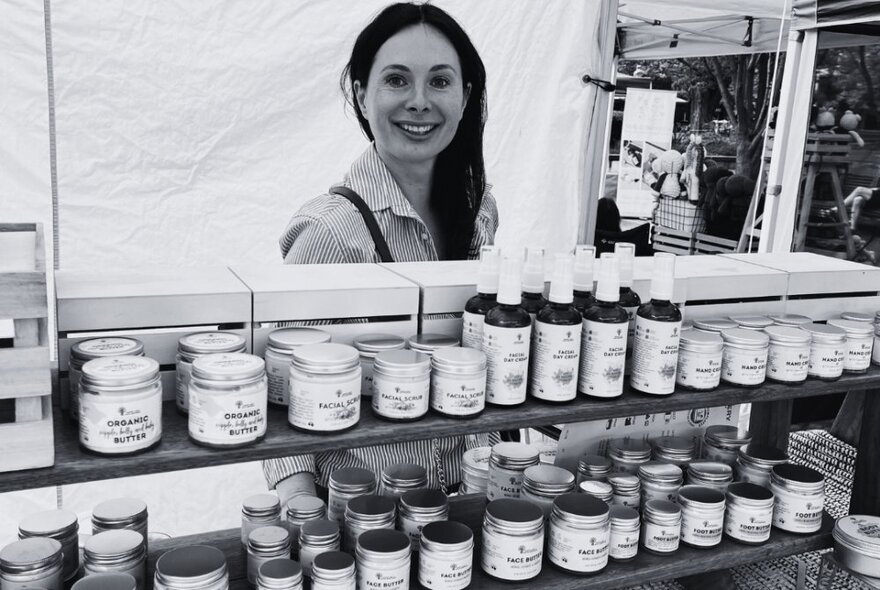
794, 0, 880, 30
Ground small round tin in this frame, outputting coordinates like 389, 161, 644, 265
833, 515, 880, 579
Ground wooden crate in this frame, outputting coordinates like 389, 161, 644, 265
0, 223, 54, 472
652, 226, 694, 255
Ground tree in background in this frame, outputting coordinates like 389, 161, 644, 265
814, 46, 880, 129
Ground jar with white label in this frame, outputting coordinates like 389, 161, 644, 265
247, 526, 292, 585
344, 496, 396, 552
298, 520, 340, 577
79, 356, 162, 455
651, 436, 696, 467
481, 499, 544, 582
638, 462, 683, 506
676, 330, 723, 391
801, 323, 847, 381
609, 507, 640, 561
242, 494, 283, 546
152, 545, 228, 590
730, 315, 773, 331
685, 462, 733, 493
408, 334, 460, 356
418, 521, 473, 590
176, 331, 246, 413
548, 494, 610, 575
678, 485, 726, 548
641, 500, 682, 555
288, 343, 361, 433
577, 454, 612, 484
286, 496, 326, 555
18, 509, 79, 581
83, 530, 147, 590
429, 347, 486, 419
874, 326, 880, 367
736, 444, 788, 488
703, 425, 752, 466
92, 498, 149, 545
608, 438, 652, 475
257, 559, 303, 590
265, 328, 331, 406
371, 350, 431, 422
311, 552, 355, 590
608, 474, 641, 510
380, 463, 428, 500
355, 530, 411, 590
770, 314, 813, 327
327, 468, 377, 525
578, 480, 614, 504
0, 538, 63, 590
460, 447, 491, 495
724, 482, 774, 545
69, 337, 145, 421
398, 490, 449, 551
351, 334, 406, 398
521, 465, 577, 520
692, 318, 738, 334
827, 318, 874, 373
720, 328, 769, 387
72, 573, 137, 590
764, 325, 811, 384
770, 464, 825, 534
486, 442, 539, 500
188, 352, 267, 448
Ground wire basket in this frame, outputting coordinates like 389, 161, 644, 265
655, 198, 706, 233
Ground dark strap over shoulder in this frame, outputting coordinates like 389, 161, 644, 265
330, 185, 394, 263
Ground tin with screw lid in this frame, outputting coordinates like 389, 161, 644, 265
371, 350, 431, 422
429, 347, 486, 418
18, 509, 79, 581
399, 490, 449, 551
521, 465, 577, 520
83, 530, 147, 590
579, 480, 614, 504
770, 464, 825, 533
764, 326, 811, 384
481, 499, 544, 582
355, 530, 411, 590
802, 323, 847, 380
311, 551, 355, 590
289, 343, 361, 433
299, 520, 341, 577
548, 494, 610, 574
641, 500, 682, 555
380, 463, 428, 500
241, 494, 282, 546
608, 474, 641, 510
724, 482, 774, 545
266, 328, 332, 406
686, 461, 733, 493
285, 496, 326, 554
639, 462, 683, 505
736, 444, 788, 488
327, 467, 377, 525
69, 337, 145, 421
408, 334, 460, 356
418, 521, 474, 590
652, 436, 696, 467
608, 438, 652, 475
770, 314, 813, 327
460, 447, 491, 495
72, 573, 138, 590
176, 331, 247, 413
486, 442, 540, 500
92, 498, 149, 540
577, 454, 613, 484
827, 318, 874, 373
0, 537, 63, 590
247, 526, 292, 585
257, 559, 302, 590
344, 496, 396, 552
693, 318, 738, 334
703, 425, 752, 466
832, 515, 880, 579
676, 330, 723, 391
730, 315, 773, 330
720, 328, 769, 387
352, 334, 407, 398
153, 545, 228, 590
609, 507, 640, 561
678, 485, 726, 548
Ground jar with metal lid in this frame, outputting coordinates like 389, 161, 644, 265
764, 325, 811, 384
176, 331, 246, 413
288, 343, 361, 433
481, 499, 544, 582
609, 507, 640, 561
79, 356, 162, 455
92, 498, 149, 541
257, 559, 302, 590
286, 496, 326, 555
638, 462, 683, 506
841, 311, 874, 323
730, 315, 773, 330
429, 347, 486, 419
371, 350, 431, 422
652, 436, 696, 467
247, 527, 291, 585
298, 520, 341, 577
399, 490, 449, 551
407, 334, 459, 356
355, 530, 411, 590
418, 521, 473, 590
608, 438, 652, 475
69, 337, 145, 421
641, 500, 682, 555
486, 442, 540, 500
676, 330, 723, 391
520, 465, 577, 520
874, 326, 880, 367
827, 318, 874, 373
242, 494, 282, 545
153, 545, 228, 590
327, 467, 377, 525
770, 464, 825, 534
72, 573, 137, 590
678, 485, 726, 548
692, 318, 738, 334
608, 474, 640, 510
736, 444, 789, 488
380, 463, 428, 500
0, 538, 63, 590
460, 446, 490, 495
18, 509, 79, 581
801, 323, 847, 380
703, 425, 752, 466
724, 482, 774, 545
83, 530, 147, 590
578, 480, 614, 504
720, 328, 768, 387
352, 334, 407, 398
266, 328, 332, 406
832, 515, 880, 579
188, 352, 267, 448
686, 461, 733, 493
577, 454, 612, 484
344, 496, 396, 552
311, 551, 355, 590
770, 314, 813, 327
548, 494, 610, 574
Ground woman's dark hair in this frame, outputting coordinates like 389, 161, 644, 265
595, 197, 622, 233
342, 3, 487, 259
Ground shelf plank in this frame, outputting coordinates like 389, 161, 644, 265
4, 370, 880, 492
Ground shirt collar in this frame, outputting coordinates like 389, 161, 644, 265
345, 144, 422, 219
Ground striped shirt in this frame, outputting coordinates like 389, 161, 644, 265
263, 144, 499, 490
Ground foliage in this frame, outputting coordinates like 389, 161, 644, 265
814, 46, 880, 129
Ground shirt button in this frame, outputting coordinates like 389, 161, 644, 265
421, 233, 429, 241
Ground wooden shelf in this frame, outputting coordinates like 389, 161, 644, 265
4, 369, 880, 493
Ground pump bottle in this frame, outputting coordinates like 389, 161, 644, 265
520, 247, 548, 321
462, 246, 501, 350
572, 245, 596, 315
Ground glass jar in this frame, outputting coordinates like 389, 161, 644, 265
188, 352, 267, 448
355, 530, 411, 590
285, 496, 326, 555
247, 527, 292, 586
241, 494, 282, 546
69, 337, 145, 421
429, 347, 486, 419
608, 438, 652, 475
371, 350, 431, 422
92, 498, 149, 541
265, 328, 331, 406
311, 552, 355, 590
651, 436, 696, 467
678, 485, 726, 548
256, 559, 303, 590
641, 500, 682, 555
176, 331, 246, 413
407, 334, 460, 356
72, 573, 137, 590
827, 318, 874, 374
418, 521, 473, 590
730, 315, 773, 331
764, 325, 811, 384
288, 343, 361, 433
486, 442, 539, 500
676, 330, 723, 391
736, 444, 789, 488
770, 464, 825, 534
398, 490, 449, 551
298, 520, 341, 578
578, 480, 614, 504
381, 464, 428, 500
344, 496, 396, 552
481, 499, 544, 582
577, 454, 613, 484
703, 425, 752, 466
79, 356, 162, 455
607, 474, 641, 510
18, 509, 79, 581
685, 461, 733, 493
0, 538, 63, 590
609, 507, 640, 561
638, 462, 683, 506
769, 314, 813, 327
720, 328, 769, 387
801, 323, 847, 381
327, 467, 377, 525
724, 482, 774, 545
460, 447, 491, 495
83, 530, 147, 590
520, 465, 577, 520
352, 334, 407, 398
692, 318, 738, 334
548, 494, 610, 575
153, 545, 228, 590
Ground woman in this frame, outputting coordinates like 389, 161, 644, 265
264, 3, 498, 505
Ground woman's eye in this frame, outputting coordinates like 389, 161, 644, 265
431, 76, 451, 89
385, 75, 407, 88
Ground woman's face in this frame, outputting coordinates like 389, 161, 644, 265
356, 24, 471, 169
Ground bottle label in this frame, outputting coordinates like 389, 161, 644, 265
462, 311, 485, 350
372, 375, 429, 420
483, 324, 530, 405
548, 523, 609, 573
767, 344, 809, 382
431, 373, 485, 416
79, 388, 163, 454
630, 318, 681, 395
680, 510, 723, 547
176, 361, 193, 411
807, 342, 845, 378
724, 505, 772, 543
771, 490, 824, 533
481, 528, 543, 581
288, 375, 361, 432
642, 520, 680, 553
487, 466, 524, 500
357, 561, 410, 590
188, 383, 267, 446
845, 338, 873, 371
610, 527, 639, 560
722, 347, 768, 386
579, 319, 627, 397
530, 321, 581, 402
676, 350, 721, 390
419, 552, 472, 590
265, 356, 290, 405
